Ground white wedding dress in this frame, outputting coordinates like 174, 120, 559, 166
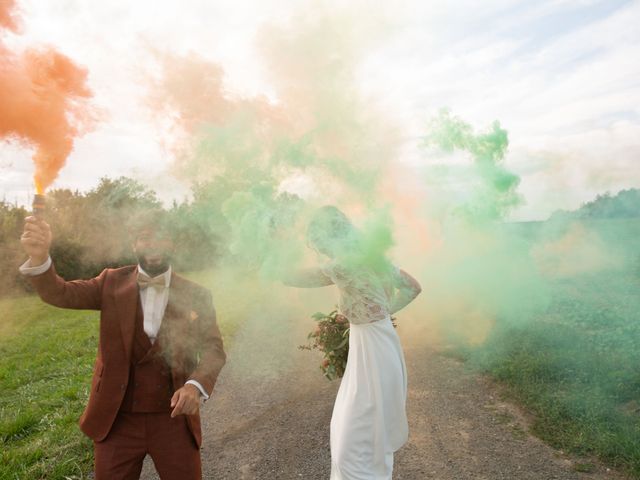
321, 263, 409, 480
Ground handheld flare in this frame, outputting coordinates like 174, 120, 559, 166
32, 194, 46, 219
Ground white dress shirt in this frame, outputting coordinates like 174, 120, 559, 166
20, 257, 208, 400
137, 265, 171, 343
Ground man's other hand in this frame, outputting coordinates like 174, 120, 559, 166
170, 384, 201, 417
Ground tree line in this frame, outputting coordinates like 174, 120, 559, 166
549, 188, 640, 221
0, 177, 230, 296
1, 178, 638, 297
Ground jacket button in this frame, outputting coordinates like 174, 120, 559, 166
135, 383, 139, 388
120, 384, 126, 390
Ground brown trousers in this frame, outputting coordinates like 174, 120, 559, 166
93, 412, 201, 480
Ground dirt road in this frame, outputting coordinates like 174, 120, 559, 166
141, 315, 626, 480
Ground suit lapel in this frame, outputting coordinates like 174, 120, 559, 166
164, 273, 190, 325
161, 273, 179, 334
115, 266, 140, 364
157, 273, 190, 373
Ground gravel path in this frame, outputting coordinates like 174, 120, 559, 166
141, 315, 627, 480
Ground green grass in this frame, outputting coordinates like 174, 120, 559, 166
462, 268, 640, 479
0, 296, 97, 480
0, 270, 242, 480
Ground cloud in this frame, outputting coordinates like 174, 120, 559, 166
0, 0, 638, 219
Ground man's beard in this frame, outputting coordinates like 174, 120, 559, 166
137, 254, 171, 277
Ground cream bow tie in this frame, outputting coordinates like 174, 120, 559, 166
137, 273, 167, 291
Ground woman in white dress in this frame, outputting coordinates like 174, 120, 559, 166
286, 206, 422, 480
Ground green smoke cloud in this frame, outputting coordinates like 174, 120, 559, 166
423, 108, 522, 225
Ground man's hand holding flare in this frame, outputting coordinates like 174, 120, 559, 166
21, 216, 51, 267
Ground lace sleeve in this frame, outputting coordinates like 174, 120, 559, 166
389, 265, 422, 315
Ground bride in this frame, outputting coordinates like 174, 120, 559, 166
285, 206, 422, 479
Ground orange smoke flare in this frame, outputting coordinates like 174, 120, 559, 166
0, 0, 93, 194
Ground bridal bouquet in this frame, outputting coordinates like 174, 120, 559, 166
299, 309, 350, 380
300, 309, 397, 381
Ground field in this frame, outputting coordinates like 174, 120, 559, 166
0, 296, 97, 479
464, 218, 640, 478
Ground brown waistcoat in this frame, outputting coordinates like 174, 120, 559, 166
120, 301, 174, 413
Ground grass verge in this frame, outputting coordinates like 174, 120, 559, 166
460, 271, 640, 479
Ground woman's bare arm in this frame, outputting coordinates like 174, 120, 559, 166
282, 268, 334, 288
390, 269, 422, 314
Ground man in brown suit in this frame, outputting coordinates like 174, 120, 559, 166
20, 212, 226, 479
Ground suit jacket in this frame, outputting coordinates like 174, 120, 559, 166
28, 263, 226, 447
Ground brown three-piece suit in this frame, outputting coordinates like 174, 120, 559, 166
28, 263, 226, 479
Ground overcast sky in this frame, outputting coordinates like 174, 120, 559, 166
1, 0, 639, 221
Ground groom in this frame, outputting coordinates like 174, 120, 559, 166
19, 210, 226, 479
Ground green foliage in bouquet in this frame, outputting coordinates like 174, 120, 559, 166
299, 309, 350, 380
300, 309, 397, 380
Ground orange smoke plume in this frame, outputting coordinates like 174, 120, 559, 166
0, 0, 19, 32
0, 0, 93, 194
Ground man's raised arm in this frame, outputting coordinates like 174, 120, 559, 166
20, 216, 105, 310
